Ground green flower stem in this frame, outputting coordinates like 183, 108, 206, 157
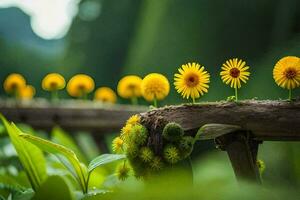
51, 90, 58, 102
131, 96, 138, 105
153, 97, 158, 108
14, 89, 20, 100
235, 87, 238, 101
289, 89, 292, 101
192, 97, 196, 104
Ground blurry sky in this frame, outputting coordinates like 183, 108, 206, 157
0, 0, 299, 102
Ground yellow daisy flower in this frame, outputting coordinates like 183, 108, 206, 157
220, 58, 250, 101
19, 85, 35, 100
112, 137, 124, 153
67, 74, 95, 99
273, 56, 300, 100
3, 73, 26, 96
42, 73, 66, 91
94, 87, 117, 104
117, 75, 142, 105
174, 62, 210, 103
141, 73, 170, 107
42, 73, 66, 100
126, 115, 141, 125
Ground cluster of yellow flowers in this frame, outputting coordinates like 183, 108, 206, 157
3, 73, 35, 100
3, 56, 299, 103
175, 56, 299, 102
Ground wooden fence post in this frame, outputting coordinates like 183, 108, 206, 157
215, 132, 262, 183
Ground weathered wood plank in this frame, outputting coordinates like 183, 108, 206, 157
140, 100, 300, 141
0, 99, 148, 133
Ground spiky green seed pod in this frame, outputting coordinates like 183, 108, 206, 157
178, 136, 194, 159
257, 159, 266, 175
116, 163, 131, 181
129, 124, 148, 145
163, 145, 180, 164
128, 158, 148, 179
150, 156, 164, 171
139, 147, 154, 163
162, 122, 184, 142
126, 142, 139, 159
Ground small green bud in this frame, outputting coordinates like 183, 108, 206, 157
150, 156, 164, 171
257, 159, 266, 175
126, 142, 139, 159
163, 145, 180, 164
162, 122, 184, 142
128, 158, 148, 179
139, 147, 154, 163
116, 162, 131, 181
178, 136, 194, 159
129, 124, 148, 145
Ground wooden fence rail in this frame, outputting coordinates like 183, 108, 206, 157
140, 100, 300, 183
0, 100, 148, 133
0, 99, 148, 151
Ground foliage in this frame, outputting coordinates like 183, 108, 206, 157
0, 115, 126, 199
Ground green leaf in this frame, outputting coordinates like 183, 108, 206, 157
195, 123, 241, 140
88, 154, 126, 173
51, 126, 88, 164
33, 176, 74, 200
13, 189, 34, 200
0, 114, 47, 191
19, 133, 87, 193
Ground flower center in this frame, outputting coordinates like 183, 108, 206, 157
185, 73, 199, 87
10, 83, 18, 89
50, 81, 58, 89
284, 68, 297, 79
229, 68, 240, 78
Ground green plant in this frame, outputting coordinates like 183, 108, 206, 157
0, 115, 126, 198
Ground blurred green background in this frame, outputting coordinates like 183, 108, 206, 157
0, 0, 299, 103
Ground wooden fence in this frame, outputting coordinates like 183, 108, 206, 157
1, 99, 299, 183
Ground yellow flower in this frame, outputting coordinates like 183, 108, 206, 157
273, 56, 300, 92
19, 85, 35, 100
42, 73, 66, 91
94, 87, 117, 104
67, 74, 95, 98
220, 58, 250, 89
126, 115, 141, 125
117, 75, 142, 104
174, 62, 210, 102
3, 73, 26, 94
121, 124, 132, 141
141, 73, 170, 106
220, 58, 250, 101
112, 137, 124, 153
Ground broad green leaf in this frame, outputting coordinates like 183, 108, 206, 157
19, 133, 87, 193
0, 175, 25, 190
33, 176, 74, 200
88, 154, 126, 173
51, 126, 88, 164
13, 189, 34, 200
0, 115, 47, 191
195, 123, 241, 140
